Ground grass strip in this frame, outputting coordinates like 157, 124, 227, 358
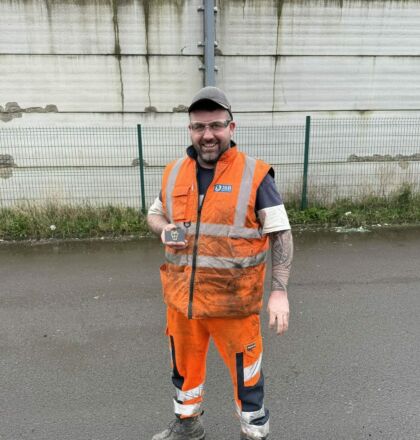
288, 185, 420, 228
0, 204, 149, 241
0, 187, 419, 241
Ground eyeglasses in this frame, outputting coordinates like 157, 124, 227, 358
190, 119, 232, 134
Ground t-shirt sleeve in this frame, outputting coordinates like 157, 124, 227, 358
256, 173, 291, 233
148, 192, 165, 216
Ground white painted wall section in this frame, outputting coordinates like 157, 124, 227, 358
1, 0, 420, 126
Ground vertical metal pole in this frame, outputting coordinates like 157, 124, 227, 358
203, 0, 216, 86
137, 124, 146, 214
301, 116, 311, 210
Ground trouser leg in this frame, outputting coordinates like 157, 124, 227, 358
166, 307, 209, 419
209, 314, 269, 439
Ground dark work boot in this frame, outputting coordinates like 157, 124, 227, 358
152, 416, 205, 440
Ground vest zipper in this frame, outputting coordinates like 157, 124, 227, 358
187, 167, 204, 319
188, 160, 218, 319
187, 202, 202, 319
187, 160, 224, 318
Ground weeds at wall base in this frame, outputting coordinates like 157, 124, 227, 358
287, 185, 420, 228
0, 204, 150, 241
0, 187, 420, 241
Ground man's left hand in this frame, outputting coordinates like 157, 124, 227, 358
267, 290, 289, 335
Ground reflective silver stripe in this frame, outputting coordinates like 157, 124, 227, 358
165, 251, 191, 267
243, 353, 262, 383
173, 399, 202, 417
165, 158, 184, 223
176, 383, 204, 403
237, 404, 270, 437
174, 222, 262, 239
166, 250, 267, 269
236, 404, 266, 424
241, 418, 269, 438
234, 156, 257, 227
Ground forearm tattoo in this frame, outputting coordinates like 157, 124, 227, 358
269, 229, 293, 292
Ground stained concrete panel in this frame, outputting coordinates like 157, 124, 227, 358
0, 0, 202, 55
0, 54, 201, 113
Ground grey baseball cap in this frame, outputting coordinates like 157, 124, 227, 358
188, 86, 233, 118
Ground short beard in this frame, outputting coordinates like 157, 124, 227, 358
197, 151, 221, 166
194, 143, 229, 166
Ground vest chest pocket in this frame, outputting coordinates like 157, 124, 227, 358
172, 185, 193, 222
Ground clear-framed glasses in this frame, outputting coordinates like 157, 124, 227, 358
190, 119, 232, 134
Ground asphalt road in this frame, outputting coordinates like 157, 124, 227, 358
0, 228, 419, 440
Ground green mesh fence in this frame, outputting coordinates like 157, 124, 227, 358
0, 127, 140, 207
1, 119, 419, 209
309, 118, 420, 205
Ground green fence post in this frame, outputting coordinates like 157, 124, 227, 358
137, 124, 146, 214
301, 116, 311, 210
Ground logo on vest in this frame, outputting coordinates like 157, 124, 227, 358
246, 342, 257, 352
214, 184, 232, 193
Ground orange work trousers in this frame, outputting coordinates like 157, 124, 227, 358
166, 307, 270, 438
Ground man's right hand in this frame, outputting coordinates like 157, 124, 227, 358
161, 224, 188, 249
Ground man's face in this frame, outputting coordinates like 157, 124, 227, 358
189, 109, 236, 168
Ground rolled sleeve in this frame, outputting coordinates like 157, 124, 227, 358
147, 196, 165, 216
258, 205, 291, 234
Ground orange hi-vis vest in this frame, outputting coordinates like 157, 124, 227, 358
160, 145, 271, 319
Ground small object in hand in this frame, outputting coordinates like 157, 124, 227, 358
165, 228, 186, 243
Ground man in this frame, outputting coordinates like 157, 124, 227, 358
147, 86, 293, 440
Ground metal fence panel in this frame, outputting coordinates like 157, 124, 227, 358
0, 127, 141, 207
1, 119, 419, 209
309, 118, 420, 204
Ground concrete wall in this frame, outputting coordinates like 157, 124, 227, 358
1, 0, 420, 207
1, 0, 420, 126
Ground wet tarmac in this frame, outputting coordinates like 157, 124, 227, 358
0, 228, 419, 440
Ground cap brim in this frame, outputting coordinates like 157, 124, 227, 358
188, 99, 232, 118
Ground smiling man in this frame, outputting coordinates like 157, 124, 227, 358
147, 87, 293, 440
